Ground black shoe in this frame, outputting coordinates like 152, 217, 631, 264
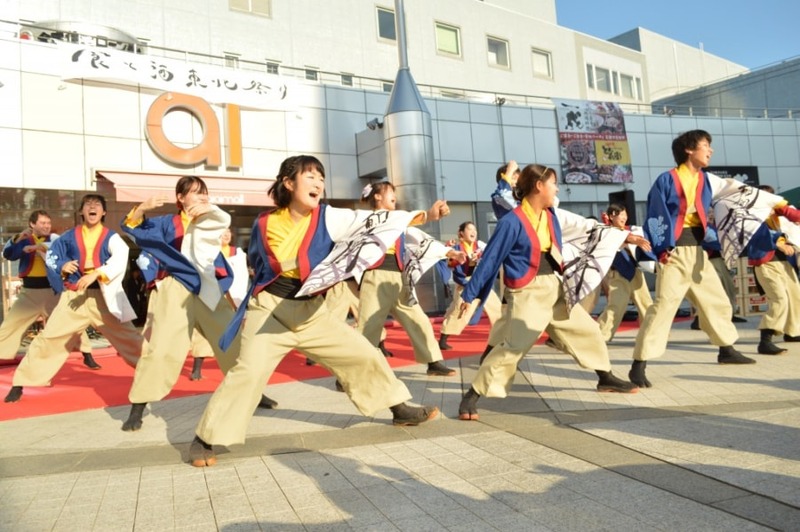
628, 360, 652, 388
305, 357, 317, 366
190, 357, 203, 380
596, 371, 639, 393
390, 403, 439, 426
427, 361, 456, 376
257, 395, 278, 409
438, 334, 452, 350
758, 341, 787, 355
718, 346, 756, 365
458, 387, 480, 421
4, 386, 22, 403
758, 329, 786, 355
731, 315, 748, 323
189, 436, 217, 467
784, 334, 800, 342
690, 316, 701, 330
378, 341, 394, 357
82, 352, 101, 370
335, 380, 345, 392
122, 403, 146, 431
758, 330, 787, 355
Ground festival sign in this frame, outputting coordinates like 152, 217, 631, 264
58, 41, 290, 110
553, 99, 633, 184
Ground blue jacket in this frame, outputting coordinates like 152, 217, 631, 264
3, 234, 57, 278
45, 227, 114, 293
491, 180, 518, 220
462, 206, 562, 304
644, 168, 712, 261
220, 204, 336, 350
122, 213, 232, 297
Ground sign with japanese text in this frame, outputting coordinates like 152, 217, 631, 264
553, 99, 633, 184
60, 42, 289, 110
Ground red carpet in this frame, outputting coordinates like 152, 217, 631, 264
0, 316, 650, 421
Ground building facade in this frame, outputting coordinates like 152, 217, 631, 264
1, 0, 798, 313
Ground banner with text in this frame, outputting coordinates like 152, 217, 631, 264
553, 99, 633, 184
59, 42, 290, 110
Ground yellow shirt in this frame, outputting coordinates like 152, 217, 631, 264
28, 235, 48, 277
676, 164, 701, 228
81, 224, 104, 270
521, 198, 551, 252
266, 208, 312, 279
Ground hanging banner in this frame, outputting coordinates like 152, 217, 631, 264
58, 41, 290, 110
553, 99, 633, 184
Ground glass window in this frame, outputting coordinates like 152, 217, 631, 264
377, 7, 396, 41
224, 54, 239, 69
229, 0, 270, 17
382, 81, 394, 93
266, 61, 279, 75
620, 74, 635, 98
635, 77, 643, 101
586, 64, 594, 88
440, 90, 464, 99
305, 68, 318, 81
612, 71, 619, 94
532, 48, 552, 78
341, 73, 353, 87
595, 67, 611, 92
487, 36, 509, 68
435, 23, 460, 56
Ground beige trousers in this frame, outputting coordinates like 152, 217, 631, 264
0, 287, 92, 360
710, 256, 738, 308
473, 273, 611, 398
755, 261, 800, 336
128, 277, 240, 403
12, 289, 142, 387
189, 328, 215, 358
195, 291, 412, 446
440, 284, 502, 336
596, 269, 653, 342
358, 269, 443, 363
633, 245, 736, 361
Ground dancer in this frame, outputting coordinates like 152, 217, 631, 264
4, 195, 143, 403
457, 164, 638, 421
438, 221, 501, 350
189, 155, 440, 467
357, 181, 464, 376
595, 203, 654, 342
0, 210, 98, 369
491, 160, 521, 220
120, 176, 267, 431
629, 130, 758, 388
747, 184, 800, 354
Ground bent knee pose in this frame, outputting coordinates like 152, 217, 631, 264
0, 210, 97, 372
4, 196, 142, 403
357, 181, 464, 377
190, 155, 440, 467
120, 176, 275, 431
457, 164, 638, 421
438, 221, 501, 350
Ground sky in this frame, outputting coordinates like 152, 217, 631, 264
555, 0, 800, 70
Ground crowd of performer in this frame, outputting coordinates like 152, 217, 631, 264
1, 129, 799, 467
